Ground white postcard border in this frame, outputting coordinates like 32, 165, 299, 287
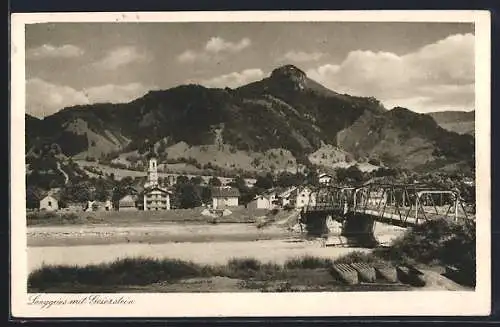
10, 10, 491, 318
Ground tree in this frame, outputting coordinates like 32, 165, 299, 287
175, 184, 202, 209
60, 182, 92, 203
345, 165, 364, 184
190, 176, 203, 185
200, 186, 212, 205
229, 176, 255, 206
305, 170, 319, 186
208, 176, 222, 187
276, 171, 306, 187
255, 173, 274, 190
95, 182, 111, 201
229, 175, 246, 189
176, 175, 189, 185
26, 185, 43, 209
336, 165, 364, 184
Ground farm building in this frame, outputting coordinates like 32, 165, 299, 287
211, 186, 240, 209
39, 194, 60, 211
118, 194, 138, 211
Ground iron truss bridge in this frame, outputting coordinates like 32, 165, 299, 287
301, 183, 475, 227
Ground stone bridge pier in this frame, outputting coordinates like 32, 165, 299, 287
341, 213, 378, 247
300, 211, 379, 247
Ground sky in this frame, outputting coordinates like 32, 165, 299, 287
25, 22, 475, 118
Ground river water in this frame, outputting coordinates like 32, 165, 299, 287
27, 221, 405, 272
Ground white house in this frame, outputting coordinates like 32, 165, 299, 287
249, 190, 278, 210
142, 157, 172, 210
318, 173, 333, 185
294, 186, 317, 209
39, 195, 59, 211
276, 186, 297, 208
85, 200, 113, 212
144, 186, 172, 211
211, 187, 240, 209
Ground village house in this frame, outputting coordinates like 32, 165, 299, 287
211, 186, 240, 209
318, 173, 333, 185
144, 186, 172, 211
463, 177, 475, 187
276, 186, 298, 208
85, 200, 113, 212
248, 189, 278, 210
293, 186, 317, 209
39, 194, 60, 211
245, 178, 257, 189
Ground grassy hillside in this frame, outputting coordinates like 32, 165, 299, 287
428, 110, 474, 135
25, 65, 474, 175
337, 107, 475, 171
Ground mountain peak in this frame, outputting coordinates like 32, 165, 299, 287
269, 65, 307, 91
271, 64, 307, 80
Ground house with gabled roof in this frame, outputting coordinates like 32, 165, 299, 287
143, 185, 172, 211
211, 186, 240, 209
248, 188, 279, 210
293, 185, 317, 209
39, 192, 61, 211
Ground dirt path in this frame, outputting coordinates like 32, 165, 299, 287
56, 161, 69, 185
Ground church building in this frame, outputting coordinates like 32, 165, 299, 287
143, 156, 172, 211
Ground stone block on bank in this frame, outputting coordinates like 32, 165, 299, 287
331, 264, 359, 285
373, 263, 398, 283
351, 263, 377, 283
396, 265, 426, 287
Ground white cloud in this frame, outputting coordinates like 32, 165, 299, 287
280, 51, 325, 62
92, 46, 150, 70
82, 83, 151, 104
177, 37, 251, 63
26, 78, 151, 118
177, 50, 209, 64
27, 44, 84, 60
200, 68, 264, 88
306, 33, 475, 112
205, 37, 251, 53
27, 78, 90, 118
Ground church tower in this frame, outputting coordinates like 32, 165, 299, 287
146, 156, 159, 187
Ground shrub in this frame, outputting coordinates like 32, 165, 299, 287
373, 218, 476, 285
334, 251, 386, 265
227, 258, 261, 272
284, 256, 333, 269
27, 212, 81, 225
